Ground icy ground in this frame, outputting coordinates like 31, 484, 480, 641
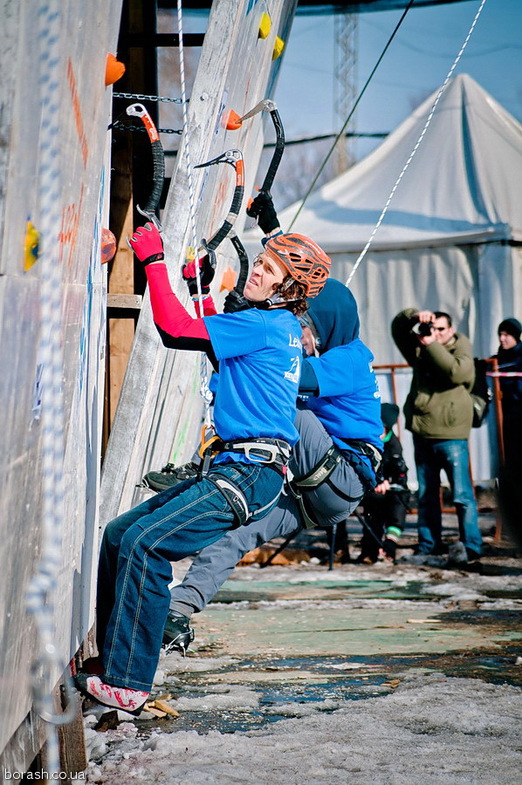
82, 556, 522, 785
85, 670, 522, 785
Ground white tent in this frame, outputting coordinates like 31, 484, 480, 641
242, 74, 522, 483
246, 73, 522, 361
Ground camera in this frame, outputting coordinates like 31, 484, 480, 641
411, 320, 434, 337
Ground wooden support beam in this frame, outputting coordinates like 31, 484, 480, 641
105, 202, 138, 444
107, 293, 143, 310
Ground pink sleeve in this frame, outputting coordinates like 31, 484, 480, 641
193, 295, 218, 317
145, 263, 210, 340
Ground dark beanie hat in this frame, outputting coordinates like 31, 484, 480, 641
381, 402, 400, 429
498, 318, 522, 342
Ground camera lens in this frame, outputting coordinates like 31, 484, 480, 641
418, 322, 433, 337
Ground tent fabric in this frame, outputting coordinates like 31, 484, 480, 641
241, 74, 522, 482
241, 73, 522, 362
244, 74, 522, 252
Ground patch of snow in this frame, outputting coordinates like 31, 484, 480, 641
85, 674, 522, 785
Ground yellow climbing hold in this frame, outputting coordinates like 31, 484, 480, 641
24, 220, 40, 271
272, 36, 285, 60
258, 13, 271, 39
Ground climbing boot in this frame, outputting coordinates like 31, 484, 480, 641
162, 610, 195, 655
142, 461, 199, 492
74, 674, 149, 716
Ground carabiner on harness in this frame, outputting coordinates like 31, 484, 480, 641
199, 425, 223, 476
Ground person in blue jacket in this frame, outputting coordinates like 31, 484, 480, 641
75, 221, 331, 715
163, 268, 384, 653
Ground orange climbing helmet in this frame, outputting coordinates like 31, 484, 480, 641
264, 233, 331, 297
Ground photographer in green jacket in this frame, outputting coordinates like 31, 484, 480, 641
391, 308, 482, 563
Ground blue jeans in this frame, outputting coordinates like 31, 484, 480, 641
97, 461, 283, 691
169, 407, 367, 617
413, 436, 482, 555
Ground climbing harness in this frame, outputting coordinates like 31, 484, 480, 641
198, 436, 292, 526
345, 0, 488, 285
288, 445, 344, 530
220, 437, 291, 472
198, 432, 292, 477
207, 474, 251, 527
125, 103, 165, 227
287, 438, 382, 530
292, 444, 343, 490
341, 439, 383, 475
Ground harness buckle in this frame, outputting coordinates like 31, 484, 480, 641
221, 438, 291, 470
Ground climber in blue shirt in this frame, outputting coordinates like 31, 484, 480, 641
161, 194, 383, 654
74, 221, 331, 715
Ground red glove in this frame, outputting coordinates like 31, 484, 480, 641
182, 252, 215, 296
129, 222, 164, 265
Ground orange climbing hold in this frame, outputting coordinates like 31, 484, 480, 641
101, 228, 117, 264
220, 266, 237, 292
105, 54, 126, 86
225, 110, 242, 131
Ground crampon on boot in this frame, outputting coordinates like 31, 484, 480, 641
162, 610, 195, 655
142, 461, 199, 492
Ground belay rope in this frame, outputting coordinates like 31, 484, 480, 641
346, 0, 488, 286
26, 1, 76, 776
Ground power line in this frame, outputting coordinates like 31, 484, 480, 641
264, 130, 388, 147
287, 0, 416, 231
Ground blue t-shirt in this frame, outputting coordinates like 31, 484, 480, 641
304, 340, 383, 453
204, 308, 301, 447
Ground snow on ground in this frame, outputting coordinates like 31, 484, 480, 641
82, 533, 522, 784
85, 672, 522, 785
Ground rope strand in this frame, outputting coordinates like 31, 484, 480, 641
346, 0, 488, 286
287, 0, 415, 232
176, 0, 213, 413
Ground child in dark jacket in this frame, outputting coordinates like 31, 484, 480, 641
358, 403, 409, 563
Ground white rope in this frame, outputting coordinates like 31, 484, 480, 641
176, 0, 213, 412
24, 1, 74, 773
346, 0, 488, 287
